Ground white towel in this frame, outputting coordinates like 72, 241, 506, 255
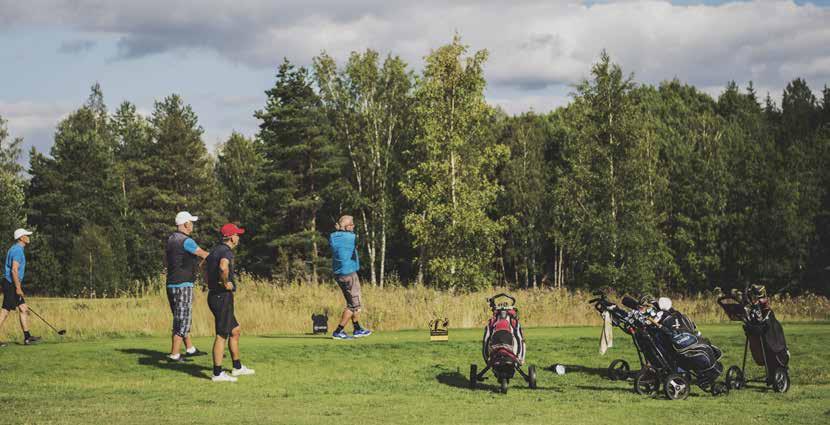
600, 311, 613, 355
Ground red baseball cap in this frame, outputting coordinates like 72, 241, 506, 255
220, 223, 245, 237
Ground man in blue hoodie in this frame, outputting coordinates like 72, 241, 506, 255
329, 215, 372, 340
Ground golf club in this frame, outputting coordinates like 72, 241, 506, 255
27, 306, 66, 335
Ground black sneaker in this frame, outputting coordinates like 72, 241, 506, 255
184, 348, 206, 357
0, 341, 7, 347
24, 336, 41, 345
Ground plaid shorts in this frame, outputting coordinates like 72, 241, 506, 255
167, 286, 194, 337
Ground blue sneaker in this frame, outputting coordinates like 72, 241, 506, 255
353, 329, 373, 338
332, 330, 353, 340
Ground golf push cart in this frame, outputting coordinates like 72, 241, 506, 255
470, 293, 537, 393
717, 284, 791, 393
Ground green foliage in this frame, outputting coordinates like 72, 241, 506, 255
0, 115, 25, 239
147, 94, 224, 244
400, 36, 508, 290
254, 59, 346, 282
8, 43, 830, 296
552, 52, 668, 292
66, 224, 129, 296
314, 49, 415, 287
26, 86, 121, 275
215, 132, 265, 272
497, 113, 550, 288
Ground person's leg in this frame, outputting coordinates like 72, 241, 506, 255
18, 303, 39, 344
17, 303, 30, 332
333, 275, 355, 338
0, 308, 8, 329
348, 274, 370, 336
181, 287, 198, 354
167, 287, 183, 357
171, 335, 183, 356
212, 334, 226, 375
338, 308, 353, 328
229, 326, 241, 363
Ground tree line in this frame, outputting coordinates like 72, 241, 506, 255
1, 37, 829, 296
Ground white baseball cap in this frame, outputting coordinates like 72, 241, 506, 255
175, 211, 199, 225
14, 228, 33, 240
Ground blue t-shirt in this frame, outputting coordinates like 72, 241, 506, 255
4, 244, 25, 284
330, 231, 359, 276
167, 238, 200, 288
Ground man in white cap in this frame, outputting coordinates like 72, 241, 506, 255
0, 228, 40, 346
165, 211, 209, 361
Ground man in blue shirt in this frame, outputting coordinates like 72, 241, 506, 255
329, 215, 372, 340
1, 228, 41, 346
165, 211, 209, 361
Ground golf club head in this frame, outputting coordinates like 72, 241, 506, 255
58, 330, 66, 335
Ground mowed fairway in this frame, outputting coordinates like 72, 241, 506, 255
1, 323, 828, 425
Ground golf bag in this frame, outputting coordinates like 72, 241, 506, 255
745, 303, 789, 375
717, 285, 791, 392
482, 305, 526, 366
589, 292, 727, 399
470, 293, 536, 393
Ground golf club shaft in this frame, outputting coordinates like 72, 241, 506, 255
27, 306, 63, 334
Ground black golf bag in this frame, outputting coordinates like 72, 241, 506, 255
589, 292, 727, 399
718, 287, 791, 392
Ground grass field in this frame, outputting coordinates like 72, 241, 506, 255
1, 323, 828, 425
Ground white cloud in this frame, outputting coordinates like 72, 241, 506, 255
1, 0, 828, 114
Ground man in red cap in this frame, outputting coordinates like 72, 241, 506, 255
204, 223, 254, 382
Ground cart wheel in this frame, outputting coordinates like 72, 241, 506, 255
634, 366, 660, 396
469, 364, 477, 390
499, 377, 509, 394
725, 366, 745, 390
772, 368, 790, 393
663, 374, 691, 400
607, 359, 630, 381
711, 382, 729, 396
528, 365, 537, 389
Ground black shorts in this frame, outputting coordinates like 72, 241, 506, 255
2, 280, 25, 311
207, 291, 239, 337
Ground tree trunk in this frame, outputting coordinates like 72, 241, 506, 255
416, 244, 426, 286
379, 221, 387, 288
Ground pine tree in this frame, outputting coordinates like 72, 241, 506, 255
0, 115, 25, 242
26, 84, 127, 294
146, 94, 224, 249
215, 132, 265, 272
254, 59, 346, 282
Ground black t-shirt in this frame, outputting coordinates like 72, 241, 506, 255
206, 243, 235, 292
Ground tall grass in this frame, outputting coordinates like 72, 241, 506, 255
3, 274, 828, 340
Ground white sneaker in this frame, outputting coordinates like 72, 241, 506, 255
231, 365, 255, 376
211, 371, 238, 382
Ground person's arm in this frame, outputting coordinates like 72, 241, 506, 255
11, 261, 23, 296
184, 238, 209, 260
219, 258, 232, 291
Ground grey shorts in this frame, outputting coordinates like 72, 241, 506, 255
166, 286, 194, 337
336, 272, 362, 312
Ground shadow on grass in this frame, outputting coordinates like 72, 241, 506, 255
259, 334, 331, 339
436, 371, 559, 393
117, 348, 210, 379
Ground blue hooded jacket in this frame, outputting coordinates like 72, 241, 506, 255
330, 231, 359, 276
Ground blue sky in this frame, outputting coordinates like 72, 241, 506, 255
1, 0, 829, 164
